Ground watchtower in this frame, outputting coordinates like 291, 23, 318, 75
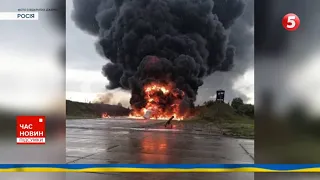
216, 90, 225, 102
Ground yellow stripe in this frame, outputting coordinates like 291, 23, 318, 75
288, 168, 320, 172
0, 167, 320, 172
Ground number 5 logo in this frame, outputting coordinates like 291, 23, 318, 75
282, 13, 300, 31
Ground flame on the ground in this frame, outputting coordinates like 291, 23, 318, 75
101, 112, 110, 118
129, 82, 186, 120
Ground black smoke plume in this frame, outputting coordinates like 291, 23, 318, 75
198, 0, 253, 104
72, 0, 247, 112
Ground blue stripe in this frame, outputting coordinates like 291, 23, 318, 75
0, 164, 320, 170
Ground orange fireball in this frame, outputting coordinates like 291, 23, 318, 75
129, 82, 187, 120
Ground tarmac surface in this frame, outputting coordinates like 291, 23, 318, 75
66, 117, 254, 180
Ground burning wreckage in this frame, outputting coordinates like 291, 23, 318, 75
101, 112, 110, 118
72, 0, 248, 120
129, 81, 187, 120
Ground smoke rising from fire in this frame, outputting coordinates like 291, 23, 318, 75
199, 0, 253, 104
93, 92, 130, 107
72, 0, 249, 116
93, 93, 114, 104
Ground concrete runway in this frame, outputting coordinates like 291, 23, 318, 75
66, 118, 254, 180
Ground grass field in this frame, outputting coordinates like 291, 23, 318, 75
187, 102, 254, 139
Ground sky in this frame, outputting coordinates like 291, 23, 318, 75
66, 0, 254, 106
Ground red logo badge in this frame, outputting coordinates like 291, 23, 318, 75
282, 13, 300, 31
16, 116, 46, 144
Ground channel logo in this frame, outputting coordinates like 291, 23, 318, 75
0, 12, 38, 20
16, 116, 46, 144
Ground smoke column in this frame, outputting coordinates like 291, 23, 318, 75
199, 0, 253, 104
72, 0, 248, 112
